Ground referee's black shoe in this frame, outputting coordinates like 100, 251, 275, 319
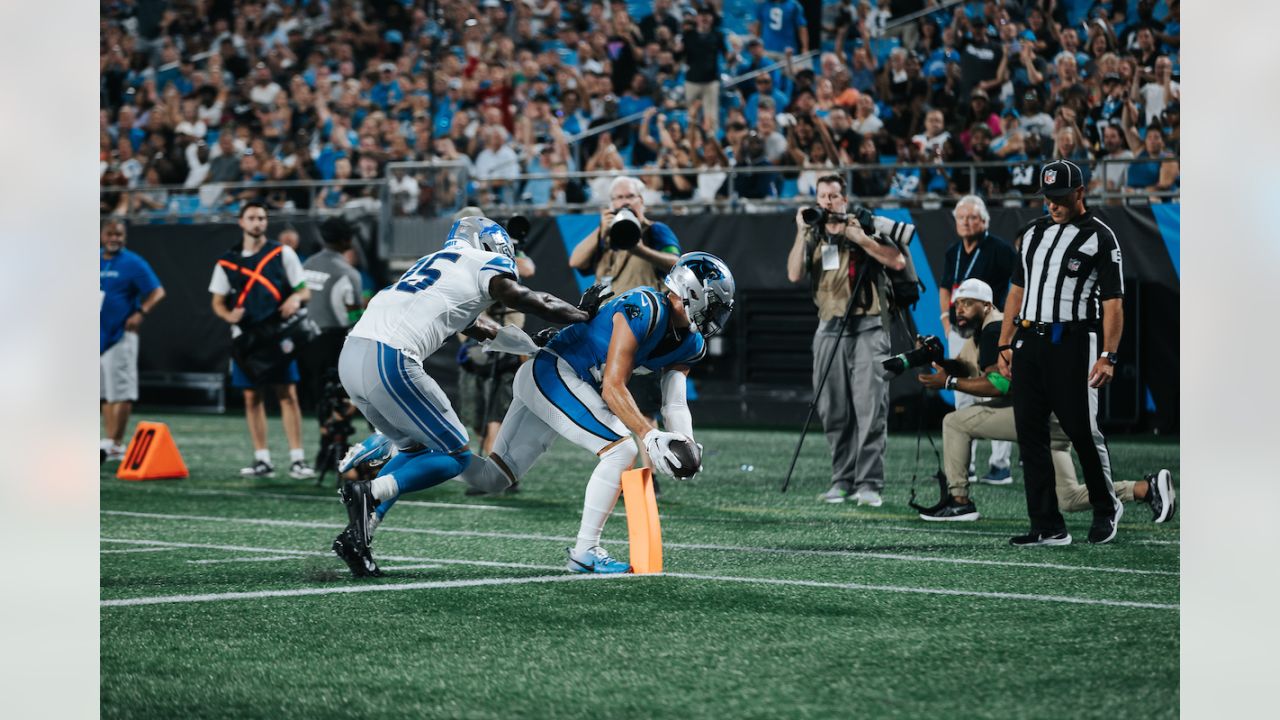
1009, 529, 1072, 547
1087, 499, 1125, 544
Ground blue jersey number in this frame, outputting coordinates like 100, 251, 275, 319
395, 252, 460, 294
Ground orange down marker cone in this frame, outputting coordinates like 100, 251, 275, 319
620, 467, 662, 574
116, 422, 188, 481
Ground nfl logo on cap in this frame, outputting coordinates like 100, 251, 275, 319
1043, 168, 1057, 184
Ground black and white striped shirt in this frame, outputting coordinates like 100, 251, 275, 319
1010, 211, 1124, 322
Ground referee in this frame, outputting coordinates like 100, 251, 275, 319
996, 159, 1125, 546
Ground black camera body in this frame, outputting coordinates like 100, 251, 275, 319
882, 335, 946, 376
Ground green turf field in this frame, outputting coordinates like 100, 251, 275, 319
100, 412, 1178, 719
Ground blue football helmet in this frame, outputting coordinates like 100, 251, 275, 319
663, 252, 735, 337
445, 216, 515, 261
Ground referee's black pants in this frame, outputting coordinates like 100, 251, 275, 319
1011, 324, 1118, 533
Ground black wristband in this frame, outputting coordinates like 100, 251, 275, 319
997, 344, 1013, 352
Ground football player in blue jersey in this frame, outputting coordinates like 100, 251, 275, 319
458, 252, 736, 573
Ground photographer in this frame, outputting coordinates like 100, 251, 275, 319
786, 174, 905, 507
209, 201, 315, 480
300, 216, 363, 437
915, 280, 1175, 524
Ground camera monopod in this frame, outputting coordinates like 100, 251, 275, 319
780, 251, 875, 493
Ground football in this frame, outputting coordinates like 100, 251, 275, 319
668, 438, 702, 479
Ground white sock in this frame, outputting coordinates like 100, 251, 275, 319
289, 447, 305, 463
101, 438, 115, 452
574, 442, 636, 555
371, 474, 399, 501
254, 449, 271, 464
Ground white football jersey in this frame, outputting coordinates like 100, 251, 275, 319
349, 245, 517, 362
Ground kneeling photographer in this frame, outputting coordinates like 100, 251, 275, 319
786, 174, 907, 507
912, 279, 1176, 523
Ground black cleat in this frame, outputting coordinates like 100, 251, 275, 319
1146, 469, 1176, 523
919, 496, 981, 522
1009, 529, 1072, 547
1088, 500, 1124, 544
332, 525, 382, 578
339, 479, 376, 550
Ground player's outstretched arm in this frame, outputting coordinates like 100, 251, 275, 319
488, 276, 589, 325
660, 367, 694, 439
600, 315, 653, 437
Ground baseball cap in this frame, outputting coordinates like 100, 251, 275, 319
953, 278, 994, 305
1038, 159, 1084, 199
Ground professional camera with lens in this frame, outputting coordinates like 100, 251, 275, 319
881, 335, 945, 376
607, 206, 642, 250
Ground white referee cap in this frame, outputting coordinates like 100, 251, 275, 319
953, 278, 994, 304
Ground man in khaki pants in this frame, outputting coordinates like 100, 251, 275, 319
916, 279, 1176, 523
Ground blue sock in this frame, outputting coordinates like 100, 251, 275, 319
373, 449, 472, 521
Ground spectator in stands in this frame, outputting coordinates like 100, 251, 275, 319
585, 130, 626, 200
473, 125, 521, 205
746, 72, 790, 127
990, 109, 1026, 159
851, 93, 884, 136
888, 137, 924, 201
956, 15, 1004, 98
1052, 125, 1093, 188
684, 6, 727, 132
318, 156, 353, 209
1019, 88, 1055, 140
1091, 123, 1133, 200
960, 89, 1002, 149
1137, 55, 1179, 127
640, 0, 680, 44
733, 132, 780, 200
1122, 119, 1179, 201
753, 0, 809, 57
913, 109, 950, 156
755, 109, 790, 165
207, 130, 244, 183
966, 124, 1009, 197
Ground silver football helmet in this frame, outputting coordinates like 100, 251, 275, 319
663, 252, 735, 337
445, 216, 515, 261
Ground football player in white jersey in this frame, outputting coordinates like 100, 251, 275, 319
332, 216, 596, 577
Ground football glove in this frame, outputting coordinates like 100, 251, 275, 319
643, 429, 688, 479
577, 283, 614, 320
531, 327, 560, 347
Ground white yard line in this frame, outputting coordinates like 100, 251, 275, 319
98, 536, 1175, 611
101, 573, 632, 608
100, 547, 182, 555
102, 510, 1177, 577
187, 556, 311, 565
658, 572, 1178, 610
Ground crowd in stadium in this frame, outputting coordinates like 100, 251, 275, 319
99, 0, 1180, 216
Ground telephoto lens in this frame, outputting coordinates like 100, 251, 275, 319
800, 207, 824, 225
608, 207, 642, 249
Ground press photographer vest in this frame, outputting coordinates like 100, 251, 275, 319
807, 233, 886, 321
595, 246, 664, 296
955, 307, 1004, 378
218, 240, 292, 327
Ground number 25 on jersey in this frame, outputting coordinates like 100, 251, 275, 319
395, 252, 459, 294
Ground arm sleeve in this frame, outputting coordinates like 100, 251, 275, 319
660, 370, 694, 439
209, 264, 230, 295
647, 222, 681, 254
1095, 226, 1125, 299
280, 246, 306, 289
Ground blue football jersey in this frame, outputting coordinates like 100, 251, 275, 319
547, 287, 706, 387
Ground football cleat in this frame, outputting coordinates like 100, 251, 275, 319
339, 432, 394, 474
240, 460, 275, 478
1146, 469, 1176, 523
339, 479, 376, 550
332, 525, 382, 578
289, 460, 317, 480
818, 484, 850, 504
565, 546, 631, 574
1009, 530, 1073, 547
